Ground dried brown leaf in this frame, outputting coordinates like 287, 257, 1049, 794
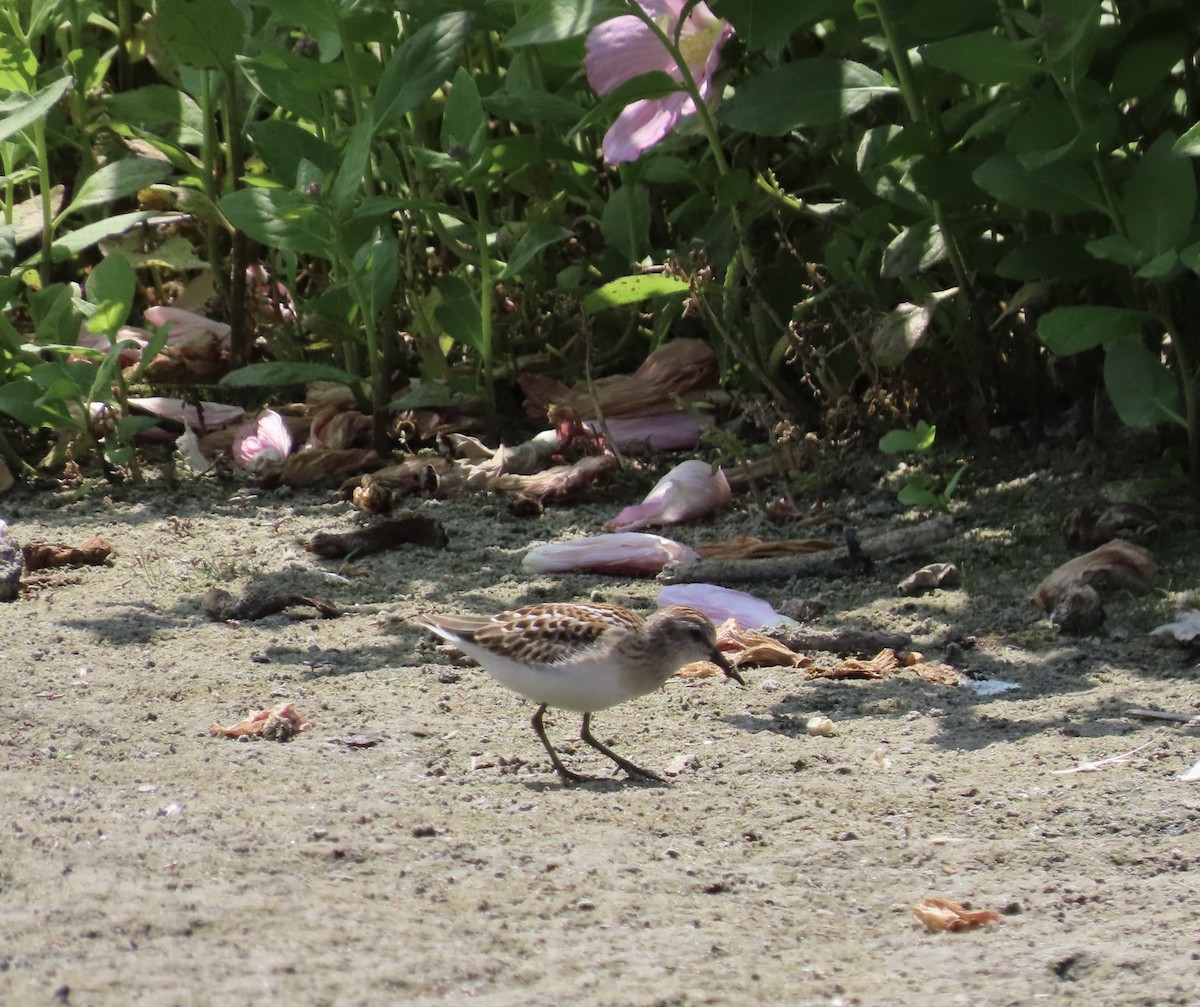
912, 897, 1003, 933
1031, 539, 1156, 611
211, 702, 311, 741
695, 534, 838, 561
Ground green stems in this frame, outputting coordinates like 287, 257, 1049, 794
33, 120, 54, 288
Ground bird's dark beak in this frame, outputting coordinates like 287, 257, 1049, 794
711, 648, 745, 686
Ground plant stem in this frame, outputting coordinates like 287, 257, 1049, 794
33, 120, 55, 288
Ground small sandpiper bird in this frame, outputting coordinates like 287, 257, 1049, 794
417, 602, 744, 784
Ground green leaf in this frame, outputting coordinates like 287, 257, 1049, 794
0, 379, 75, 428
219, 361, 359, 389
250, 120, 339, 186
600, 183, 651, 262
921, 30, 1040, 86
433, 274, 483, 353
218, 186, 333, 258
42, 211, 159, 261
441, 66, 486, 160
719, 60, 896, 134
583, 274, 689, 312
153, 0, 243, 71
484, 86, 583, 126
719, 0, 852, 55
972, 152, 1105, 215
499, 223, 571, 280
1103, 337, 1184, 428
1037, 306, 1152, 356
59, 158, 172, 219
250, 0, 341, 35
1136, 249, 1180, 280
84, 255, 137, 336
568, 71, 682, 140
372, 12, 473, 131
1175, 123, 1200, 157
1181, 240, 1200, 277
388, 382, 462, 410
1085, 234, 1141, 267
0, 76, 73, 144
879, 421, 936, 455
353, 231, 399, 320
880, 222, 946, 278
330, 112, 376, 217
1123, 132, 1196, 259
105, 86, 204, 145
505, 0, 619, 46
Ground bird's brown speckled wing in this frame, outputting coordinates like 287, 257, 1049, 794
471, 603, 643, 666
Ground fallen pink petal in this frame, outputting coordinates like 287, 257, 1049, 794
75, 324, 152, 367
657, 583, 799, 630
585, 0, 733, 163
605, 458, 730, 532
584, 411, 702, 453
144, 306, 232, 346
128, 398, 246, 431
232, 409, 294, 472
522, 532, 699, 574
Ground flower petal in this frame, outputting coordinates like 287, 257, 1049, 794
602, 91, 694, 163
585, 16, 677, 95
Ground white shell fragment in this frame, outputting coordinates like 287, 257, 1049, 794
806, 715, 835, 736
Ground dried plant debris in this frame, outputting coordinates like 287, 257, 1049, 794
202, 588, 339, 621
305, 513, 449, 559
694, 534, 838, 561
807, 649, 961, 686
1150, 612, 1200, 646
912, 897, 1003, 933
898, 562, 960, 596
211, 702, 311, 741
1061, 503, 1159, 549
1031, 539, 1156, 611
0, 522, 23, 601
1051, 583, 1105, 635
23, 537, 114, 571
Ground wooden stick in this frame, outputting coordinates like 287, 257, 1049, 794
660, 515, 955, 584
1127, 708, 1200, 725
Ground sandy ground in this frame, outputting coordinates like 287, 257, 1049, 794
1, 446, 1198, 1007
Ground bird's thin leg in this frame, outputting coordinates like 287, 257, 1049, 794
531, 704, 587, 785
580, 712, 664, 783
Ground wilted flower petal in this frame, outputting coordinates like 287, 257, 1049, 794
605, 458, 730, 532
522, 532, 698, 574
144, 306, 232, 346
232, 409, 293, 472
657, 583, 799, 630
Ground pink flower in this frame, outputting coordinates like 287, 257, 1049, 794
605, 458, 730, 532
232, 409, 293, 472
585, 0, 733, 163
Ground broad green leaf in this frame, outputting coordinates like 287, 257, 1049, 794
1103, 337, 1184, 428
43, 211, 159, 260
330, 112, 376, 216
921, 30, 1039, 86
718, 0, 852, 54
154, 0, 243, 71
237, 52, 339, 123
996, 236, 1103, 281
104, 86, 204, 145
484, 86, 583, 126
249, 120, 339, 185
352, 231, 399, 320
1181, 240, 1200, 276
499, 223, 571, 280
433, 274, 483, 353
1085, 234, 1140, 267
0, 76, 73, 144
600, 183, 650, 262
218, 186, 333, 258
583, 274, 689, 312
880, 421, 936, 455
250, 0, 341, 35
219, 362, 359, 389
1136, 249, 1179, 280
720, 60, 896, 134
388, 382, 461, 410
1037, 305, 1152, 356
505, 0, 619, 46
870, 302, 933, 368
1175, 123, 1200, 157
373, 12, 473, 131
84, 254, 137, 335
59, 158, 172, 219
0, 380, 75, 428
569, 71, 682, 139
1123, 132, 1195, 259
1113, 39, 1185, 101
972, 152, 1105, 215
441, 66, 486, 161
880, 222, 946, 278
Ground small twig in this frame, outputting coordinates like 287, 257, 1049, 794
1052, 738, 1160, 775
1128, 708, 1200, 726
